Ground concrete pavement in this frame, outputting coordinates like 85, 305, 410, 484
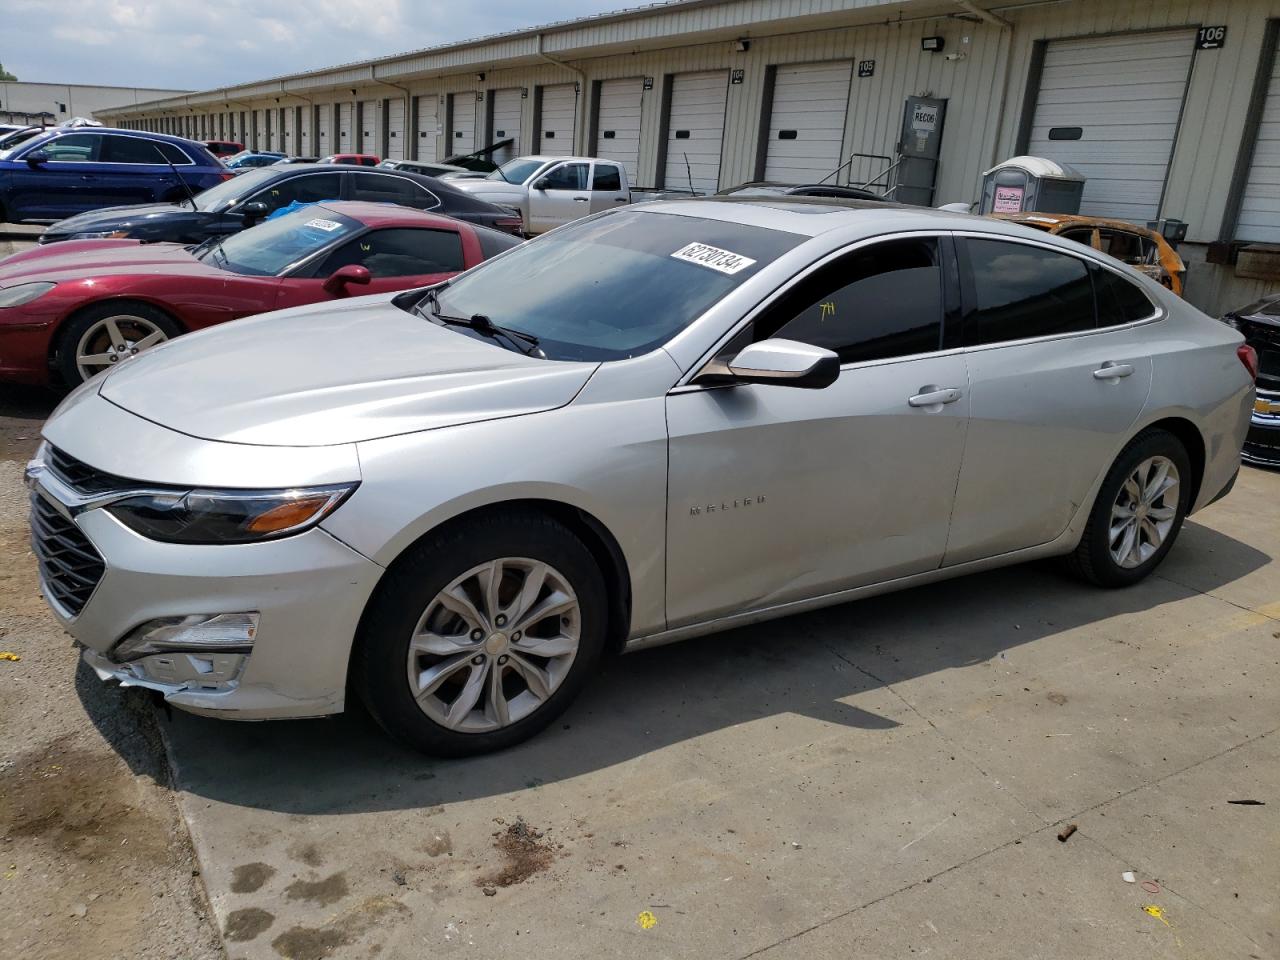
154, 466, 1280, 960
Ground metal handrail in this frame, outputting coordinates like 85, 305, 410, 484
819, 151, 894, 186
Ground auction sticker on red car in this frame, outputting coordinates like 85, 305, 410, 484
671, 242, 757, 275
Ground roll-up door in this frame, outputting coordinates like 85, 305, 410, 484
450, 93, 476, 155
359, 99, 378, 156
387, 98, 406, 160
281, 107, 295, 154
316, 106, 332, 153
764, 61, 853, 183
1027, 30, 1196, 222
538, 84, 576, 152
490, 89, 522, 163
415, 96, 439, 160
255, 110, 267, 151
1237, 48, 1280, 242
595, 78, 644, 182
664, 71, 728, 194
338, 104, 353, 153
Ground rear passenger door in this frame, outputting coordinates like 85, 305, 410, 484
942, 236, 1155, 566
588, 162, 628, 215
94, 134, 180, 207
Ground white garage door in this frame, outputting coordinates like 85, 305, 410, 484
664, 71, 728, 194
281, 107, 295, 154
539, 84, 577, 152
1028, 31, 1196, 222
1237, 51, 1280, 242
316, 106, 331, 153
764, 61, 853, 183
491, 89, 522, 164
359, 100, 378, 156
415, 96, 439, 161
338, 104, 353, 153
255, 110, 267, 151
450, 93, 476, 156
596, 78, 645, 182
386, 98, 406, 160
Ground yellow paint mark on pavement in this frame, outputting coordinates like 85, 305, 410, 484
636, 911, 658, 930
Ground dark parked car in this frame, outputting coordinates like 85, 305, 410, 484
717, 181, 888, 201
1222, 296, 1280, 467
204, 140, 244, 158
39, 164, 524, 244
0, 127, 230, 224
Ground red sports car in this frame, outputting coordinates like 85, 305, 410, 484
0, 201, 520, 386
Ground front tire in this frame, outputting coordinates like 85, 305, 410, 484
352, 511, 607, 756
56, 301, 182, 387
1067, 428, 1191, 587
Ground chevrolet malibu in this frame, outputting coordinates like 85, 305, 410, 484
27, 199, 1256, 756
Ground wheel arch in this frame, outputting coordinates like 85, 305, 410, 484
49, 296, 188, 370
357, 497, 634, 658
1140, 415, 1207, 509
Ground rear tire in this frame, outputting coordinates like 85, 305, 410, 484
352, 510, 607, 756
1066, 428, 1191, 587
56, 301, 182, 387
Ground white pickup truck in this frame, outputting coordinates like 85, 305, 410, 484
447, 155, 631, 234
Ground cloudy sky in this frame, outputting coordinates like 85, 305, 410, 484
2, 0, 620, 91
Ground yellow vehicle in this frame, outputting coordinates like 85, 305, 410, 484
992, 213, 1186, 297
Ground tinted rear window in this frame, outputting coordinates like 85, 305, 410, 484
1092, 264, 1155, 327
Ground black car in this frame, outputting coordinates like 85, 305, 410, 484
1223, 296, 1280, 467
717, 181, 888, 201
39, 164, 524, 244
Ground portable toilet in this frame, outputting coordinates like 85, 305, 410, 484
979, 156, 1086, 216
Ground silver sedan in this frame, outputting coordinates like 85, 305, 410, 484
27, 199, 1256, 755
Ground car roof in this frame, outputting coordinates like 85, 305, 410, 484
305, 200, 465, 230
33, 125, 206, 148
632, 195, 1109, 245
517, 155, 605, 164
991, 212, 1160, 235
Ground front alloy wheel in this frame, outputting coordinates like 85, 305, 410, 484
407, 558, 581, 732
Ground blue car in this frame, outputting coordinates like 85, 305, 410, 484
0, 127, 230, 224
224, 151, 287, 171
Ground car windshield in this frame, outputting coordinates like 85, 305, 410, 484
195, 206, 360, 276
487, 158, 545, 184
429, 209, 803, 361
191, 168, 279, 211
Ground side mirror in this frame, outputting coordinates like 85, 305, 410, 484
323, 263, 372, 296
24, 149, 49, 168
532, 177, 550, 191
725, 338, 840, 389
239, 200, 269, 225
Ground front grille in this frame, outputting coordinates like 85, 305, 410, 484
46, 446, 137, 495
30, 494, 105, 617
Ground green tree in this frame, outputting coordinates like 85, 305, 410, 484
0, 63, 17, 81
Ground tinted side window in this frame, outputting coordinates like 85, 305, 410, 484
102, 135, 169, 164
964, 239, 1094, 345
763, 237, 944, 364
592, 164, 622, 191
543, 163, 589, 190
1092, 264, 1155, 328
156, 141, 193, 164
350, 173, 434, 207
38, 133, 102, 162
316, 228, 464, 277
474, 224, 522, 260
250, 173, 341, 212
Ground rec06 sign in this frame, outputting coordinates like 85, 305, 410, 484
1196, 25, 1227, 50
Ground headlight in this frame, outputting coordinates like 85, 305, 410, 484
105, 483, 358, 544
0, 281, 56, 308
70, 230, 130, 240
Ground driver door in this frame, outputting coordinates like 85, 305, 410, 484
13, 133, 103, 220
528, 162, 590, 232
274, 225, 470, 310
664, 235, 971, 627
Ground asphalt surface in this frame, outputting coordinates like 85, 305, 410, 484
0, 375, 1276, 960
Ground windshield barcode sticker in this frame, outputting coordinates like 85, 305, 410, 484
305, 218, 342, 231
670, 242, 757, 275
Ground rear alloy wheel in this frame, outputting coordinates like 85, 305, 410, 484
58, 302, 182, 386
354, 511, 607, 755
1067, 429, 1191, 587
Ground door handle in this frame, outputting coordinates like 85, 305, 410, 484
1093, 362, 1135, 380
907, 386, 963, 408
573, 196, 589, 202
613, 197, 627, 202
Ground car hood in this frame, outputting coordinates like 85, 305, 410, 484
0, 239, 208, 283
44, 203, 204, 236
450, 180, 526, 199
97, 294, 599, 446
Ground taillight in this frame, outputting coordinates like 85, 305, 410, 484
219, 172, 234, 181
495, 217, 524, 235
1238, 344, 1259, 381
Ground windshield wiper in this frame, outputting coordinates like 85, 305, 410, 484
419, 287, 541, 356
